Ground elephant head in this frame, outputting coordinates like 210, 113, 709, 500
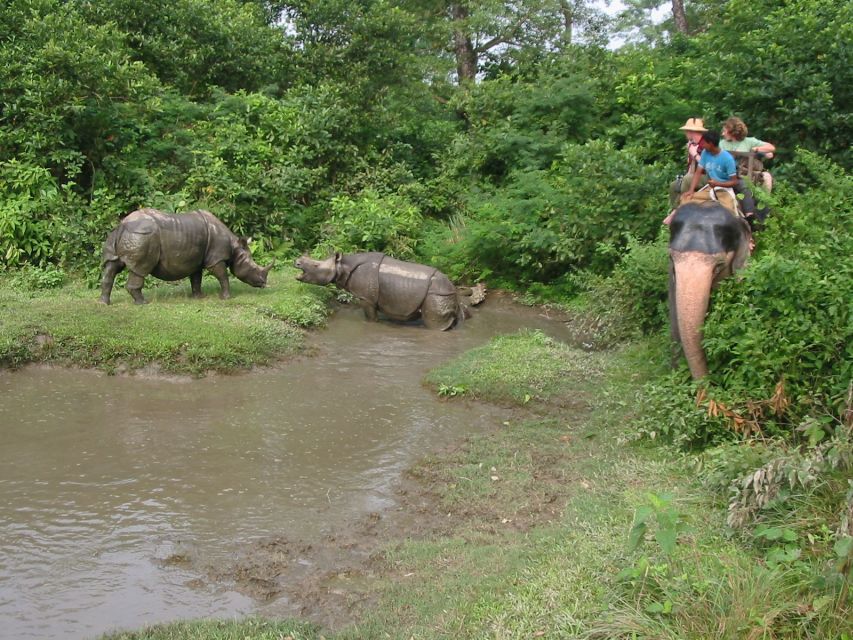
668, 202, 751, 378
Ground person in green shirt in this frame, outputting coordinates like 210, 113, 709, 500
721, 116, 776, 189
720, 116, 776, 224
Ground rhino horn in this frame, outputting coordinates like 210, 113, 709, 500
262, 260, 275, 275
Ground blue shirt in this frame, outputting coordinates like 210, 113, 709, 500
698, 149, 737, 182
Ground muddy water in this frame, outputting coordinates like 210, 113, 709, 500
0, 298, 573, 640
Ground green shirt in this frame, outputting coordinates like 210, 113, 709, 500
720, 136, 767, 153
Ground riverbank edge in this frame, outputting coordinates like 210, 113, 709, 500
0, 272, 335, 376
99, 331, 736, 639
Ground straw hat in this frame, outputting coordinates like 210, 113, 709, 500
679, 117, 707, 132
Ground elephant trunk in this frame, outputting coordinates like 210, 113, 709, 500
672, 251, 721, 379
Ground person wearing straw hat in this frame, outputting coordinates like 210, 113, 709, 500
665, 117, 709, 224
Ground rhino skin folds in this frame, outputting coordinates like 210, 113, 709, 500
295, 252, 484, 330
99, 208, 272, 305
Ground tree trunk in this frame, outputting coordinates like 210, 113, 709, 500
450, 4, 477, 83
559, 0, 573, 45
671, 0, 689, 35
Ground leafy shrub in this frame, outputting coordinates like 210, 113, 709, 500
448, 69, 597, 181
725, 426, 853, 530
6, 264, 66, 290
0, 161, 68, 267
0, 197, 53, 267
703, 152, 851, 425
456, 140, 669, 286
316, 188, 423, 258
414, 214, 474, 282
571, 231, 670, 347
694, 440, 781, 495
633, 372, 734, 448
77, 0, 292, 97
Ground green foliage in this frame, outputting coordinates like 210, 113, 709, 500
457, 140, 669, 286
317, 188, 424, 257
572, 231, 670, 347
695, 439, 780, 495
626, 492, 687, 556
698, 0, 852, 167
177, 86, 358, 240
753, 523, 802, 567
77, 0, 293, 97
0, 0, 161, 180
425, 329, 604, 406
4, 264, 66, 290
450, 68, 597, 181
632, 373, 734, 448
703, 152, 852, 425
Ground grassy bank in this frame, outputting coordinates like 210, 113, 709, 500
0, 266, 333, 376
101, 327, 851, 639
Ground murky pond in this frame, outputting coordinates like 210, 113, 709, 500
0, 297, 573, 639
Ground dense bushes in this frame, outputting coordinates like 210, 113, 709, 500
316, 189, 423, 257
422, 140, 670, 287
571, 232, 670, 347
703, 152, 852, 427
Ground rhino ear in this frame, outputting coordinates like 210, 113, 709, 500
334, 251, 342, 263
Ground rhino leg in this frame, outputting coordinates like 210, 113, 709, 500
190, 270, 204, 298
126, 272, 148, 305
358, 299, 379, 321
208, 262, 231, 299
422, 293, 458, 330
99, 260, 125, 305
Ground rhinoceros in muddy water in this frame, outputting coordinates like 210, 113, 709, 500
295, 252, 485, 330
99, 208, 273, 304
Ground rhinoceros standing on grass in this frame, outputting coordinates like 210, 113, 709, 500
295, 252, 485, 329
99, 208, 273, 304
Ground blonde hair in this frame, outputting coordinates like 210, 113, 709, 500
723, 117, 748, 141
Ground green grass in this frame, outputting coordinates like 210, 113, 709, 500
339, 335, 852, 639
424, 329, 606, 405
75, 323, 850, 638
103, 618, 322, 640
0, 266, 334, 375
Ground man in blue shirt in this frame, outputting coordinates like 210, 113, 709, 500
682, 130, 739, 215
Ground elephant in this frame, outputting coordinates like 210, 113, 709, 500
294, 252, 485, 329
99, 208, 273, 304
669, 201, 751, 379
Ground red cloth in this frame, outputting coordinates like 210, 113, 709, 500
686, 139, 705, 171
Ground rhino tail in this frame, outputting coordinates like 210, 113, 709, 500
457, 282, 486, 307
102, 227, 121, 264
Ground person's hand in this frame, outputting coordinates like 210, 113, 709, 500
707, 179, 718, 187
